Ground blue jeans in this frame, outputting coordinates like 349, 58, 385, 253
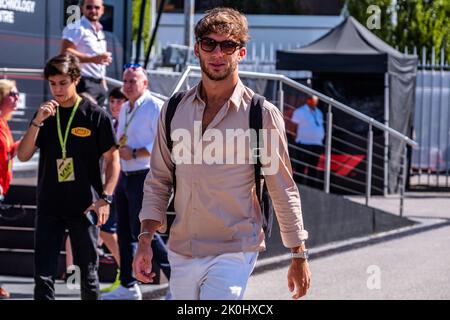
115, 170, 171, 287
34, 214, 100, 300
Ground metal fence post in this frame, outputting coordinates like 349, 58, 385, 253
324, 104, 333, 193
278, 80, 284, 113
384, 73, 389, 196
366, 123, 373, 206
400, 144, 408, 217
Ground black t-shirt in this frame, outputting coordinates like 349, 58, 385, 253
35, 98, 117, 216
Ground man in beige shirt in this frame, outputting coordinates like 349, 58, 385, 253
133, 7, 311, 300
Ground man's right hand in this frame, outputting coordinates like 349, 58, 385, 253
35, 100, 59, 124
91, 52, 112, 65
133, 236, 156, 283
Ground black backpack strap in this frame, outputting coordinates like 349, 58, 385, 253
249, 93, 266, 205
165, 91, 187, 211
165, 91, 186, 154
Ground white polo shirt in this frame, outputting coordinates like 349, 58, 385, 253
117, 90, 162, 172
291, 104, 325, 145
62, 16, 107, 80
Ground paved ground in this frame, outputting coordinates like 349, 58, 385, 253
0, 276, 168, 300
1, 192, 449, 300
346, 192, 450, 220
245, 223, 450, 300
244, 191, 450, 300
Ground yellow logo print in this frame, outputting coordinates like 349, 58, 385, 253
71, 127, 91, 137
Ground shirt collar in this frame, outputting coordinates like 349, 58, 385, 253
81, 16, 103, 33
128, 90, 151, 111
229, 80, 245, 110
193, 79, 245, 111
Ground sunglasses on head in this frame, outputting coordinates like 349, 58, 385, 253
123, 63, 143, 71
86, 5, 101, 10
198, 37, 242, 55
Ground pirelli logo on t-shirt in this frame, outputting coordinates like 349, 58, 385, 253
71, 127, 92, 138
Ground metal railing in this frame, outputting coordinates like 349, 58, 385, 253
171, 66, 419, 216
2, 66, 419, 216
0, 68, 168, 102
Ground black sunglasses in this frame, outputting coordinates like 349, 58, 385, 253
86, 5, 101, 10
123, 63, 142, 70
9, 91, 19, 98
198, 37, 242, 55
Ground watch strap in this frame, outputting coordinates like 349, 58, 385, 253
291, 250, 309, 260
101, 193, 113, 205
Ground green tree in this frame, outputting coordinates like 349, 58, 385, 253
347, 0, 450, 63
132, 0, 152, 53
346, 0, 393, 42
393, 0, 450, 63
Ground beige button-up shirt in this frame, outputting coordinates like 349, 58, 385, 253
140, 80, 308, 257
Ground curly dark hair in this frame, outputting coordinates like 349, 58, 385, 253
195, 7, 249, 46
44, 54, 81, 82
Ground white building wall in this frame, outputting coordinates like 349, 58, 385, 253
157, 14, 343, 51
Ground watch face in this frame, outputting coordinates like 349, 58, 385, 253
102, 194, 113, 204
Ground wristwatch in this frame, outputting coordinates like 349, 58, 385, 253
101, 193, 113, 205
291, 249, 309, 260
132, 148, 137, 159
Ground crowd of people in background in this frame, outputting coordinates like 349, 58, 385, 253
1, 2, 312, 300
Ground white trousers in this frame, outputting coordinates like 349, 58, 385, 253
168, 249, 258, 300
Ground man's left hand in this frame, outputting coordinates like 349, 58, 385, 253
119, 146, 133, 160
287, 259, 311, 299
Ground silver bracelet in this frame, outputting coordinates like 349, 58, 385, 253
137, 231, 152, 241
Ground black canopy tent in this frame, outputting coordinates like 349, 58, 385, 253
277, 16, 418, 193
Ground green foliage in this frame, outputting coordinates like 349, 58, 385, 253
346, 0, 393, 42
347, 0, 450, 63
132, 0, 152, 52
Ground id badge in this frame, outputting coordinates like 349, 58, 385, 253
57, 158, 75, 183
119, 134, 128, 147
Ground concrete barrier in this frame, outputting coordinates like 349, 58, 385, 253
262, 185, 415, 258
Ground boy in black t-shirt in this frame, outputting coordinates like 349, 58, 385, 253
18, 54, 120, 300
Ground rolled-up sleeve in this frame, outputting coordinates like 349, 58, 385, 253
261, 102, 309, 248
62, 25, 82, 45
139, 102, 174, 232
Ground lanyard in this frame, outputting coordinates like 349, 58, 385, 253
309, 108, 320, 127
57, 97, 81, 159
123, 100, 144, 136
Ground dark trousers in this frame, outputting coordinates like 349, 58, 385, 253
34, 214, 100, 300
77, 77, 107, 107
115, 170, 171, 287
293, 144, 324, 188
